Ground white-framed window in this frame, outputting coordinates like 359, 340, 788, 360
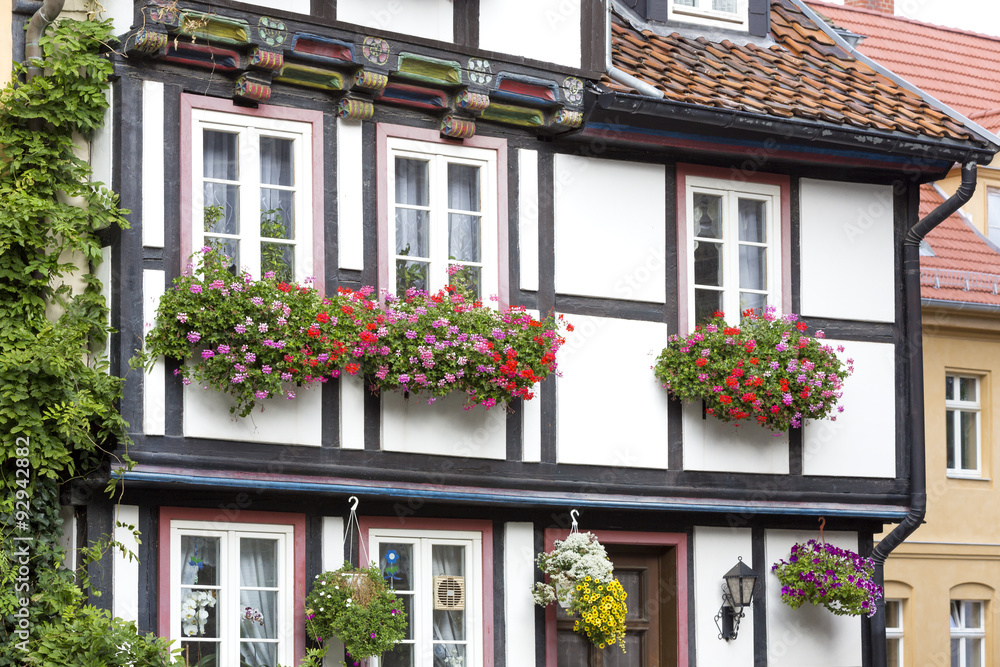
169, 520, 295, 667
946, 374, 981, 477
988, 187, 1000, 246
669, 0, 749, 31
368, 527, 484, 667
951, 600, 985, 667
885, 599, 904, 667
685, 175, 781, 326
387, 137, 498, 301
191, 108, 314, 283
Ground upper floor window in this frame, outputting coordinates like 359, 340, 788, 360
951, 600, 985, 667
946, 374, 981, 477
378, 125, 507, 304
885, 599, 904, 667
684, 175, 781, 326
988, 187, 1000, 246
669, 0, 749, 31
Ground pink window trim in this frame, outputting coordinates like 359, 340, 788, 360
675, 163, 792, 334
179, 94, 325, 289
375, 123, 510, 308
358, 516, 495, 667
542, 528, 689, 667
157, 507, 308, 663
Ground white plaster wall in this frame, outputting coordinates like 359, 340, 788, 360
799, 179, 895, 323
765, 529, 862, 666
683, 402, 789, 474
184, 384, 322, 446
143, 269, 166, 436
479, 0, 581, 68
58, 506, 77, 572
97, 247, 112, 364
340, 373, 366, 449
556, 315, 669, 468
90, 86, 113, 200
337, 118, 364, 271
803, 340, 896, 478
504, 523, 537, 667
554, 155, 666, 303
142, 80, 164, 249
321, 516, 346, 667
113, 504, 140, 624
337, 0, 453, 42
693, 527, 754, 667
235, 0, 310, 14
519, 149, 539, 293
381, 391, 507, 459
522, 384, 542, 463
96, 0, 134, 34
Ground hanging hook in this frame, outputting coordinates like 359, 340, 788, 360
818, 516, 826, 543
570, 509, 579, 533
349, 496, 359, 512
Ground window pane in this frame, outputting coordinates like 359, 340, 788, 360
886, 639, 900, 667
740, 291, 766, 314
240, 590, 277, 639
396, 593, 414, 640
739, 245, 767, 291
448, 264, 481, 299
605, 633, 643, 667
951, 638, 960, 667
380, 543, 414, 591
951, 601, 961, 628
396, 159, 429, 206
946, 375, 955, 401
182, 536, 220, 586
396, 261, 428, 295
989, 189, 1000, 244
673, 0, 696, 6
240, 642, 277, 667
693, 194, 723, 239
448, 164, 480, 212
959, 377, 977, 402
382, 642, 414, 667
181, 641, 219, 667
967, 638, 983, 667
694, 241, 723, 287
885, 600, 901, 629
448, 214, 481, 262
694, 289, 723, 324
240, 538, 278, 588
204, 237, 239, 274
616, 571, 643, 621
434, 610, 465, 641
946, 411, 956, 469
738, 199, 766, 243
964, 601, 983, 628
204, 183, 239, 235
180, 589, 219, 638
260, 137, 293, 186
260, 190, 294, 240
960, 411, 978, 470
396, 210, 430, 257
433, 644, 466, 667
261, 243, 294, 283
204, 130, 238, 180
713, 0, 737, 12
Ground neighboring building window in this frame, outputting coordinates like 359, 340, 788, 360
379, 126, 506, 303
189, 105, 316, 283
669, 0, 748, 30
885, 599, 904, 667
169, 519, 296, 667
368, 527, 486, 667
951, 600, 985, 667
988, 187, 1000, 245
946, 374, 981, 477
685, 175, 781, 326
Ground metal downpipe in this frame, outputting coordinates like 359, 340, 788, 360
25, 0, 66, 81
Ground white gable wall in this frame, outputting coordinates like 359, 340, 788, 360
337, 0, 453, 42
693, 527, 754, 666
479, 0, 581, 69
799, 179, 895, 323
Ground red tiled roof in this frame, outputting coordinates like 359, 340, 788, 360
808, 0, 1000, 123
920, 185, 1000, 305
604, 0, 983, 145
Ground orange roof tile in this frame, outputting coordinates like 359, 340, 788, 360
607, 0, 984, 146
920, 185, 1000, 305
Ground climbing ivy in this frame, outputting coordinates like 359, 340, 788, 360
0, 18, 180, 665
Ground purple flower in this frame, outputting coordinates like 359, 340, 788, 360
187, 331, 201, 343
262, 365, 272, 374
255, 390, 268, 400
235, 324, 246, 334
201, 349, 214, 359
189, 284, 202, 294
176, 312, 188, 323
217, 344, 230, 355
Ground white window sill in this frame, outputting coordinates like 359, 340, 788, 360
947, 472, 990, 482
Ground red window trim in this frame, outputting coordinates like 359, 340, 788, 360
375, 123, 510, 307
179, 94, 326, 287
359, 516, 496, 667
157, 507, 308, 663
542, 528, 689, 667
675, 163, 792, 334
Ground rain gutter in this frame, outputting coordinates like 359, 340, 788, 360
25, 0, 65, 81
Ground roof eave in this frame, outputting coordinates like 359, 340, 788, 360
921, 298, 1000, 313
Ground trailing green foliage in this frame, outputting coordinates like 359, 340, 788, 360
0, 17, 179, 666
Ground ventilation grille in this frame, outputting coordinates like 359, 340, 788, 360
433, 576, 466, 610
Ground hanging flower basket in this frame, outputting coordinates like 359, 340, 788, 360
136, 249, 569, 417
653, 307, 853, 432
532, 533, 628, 652
771, 540, 883, 617
305, 563, 407, 663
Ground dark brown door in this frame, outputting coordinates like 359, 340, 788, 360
556, 547, 677, 667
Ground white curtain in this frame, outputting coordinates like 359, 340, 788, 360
240, 538, 279, 667
431, 546, 465, 667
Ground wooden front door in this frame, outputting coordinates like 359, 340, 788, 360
556, 547, 678, 667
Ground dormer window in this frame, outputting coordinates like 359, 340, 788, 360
670, 0, 748, 31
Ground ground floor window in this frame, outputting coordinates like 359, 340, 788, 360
885, 598, 903, 667
951, 600, 985, 667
